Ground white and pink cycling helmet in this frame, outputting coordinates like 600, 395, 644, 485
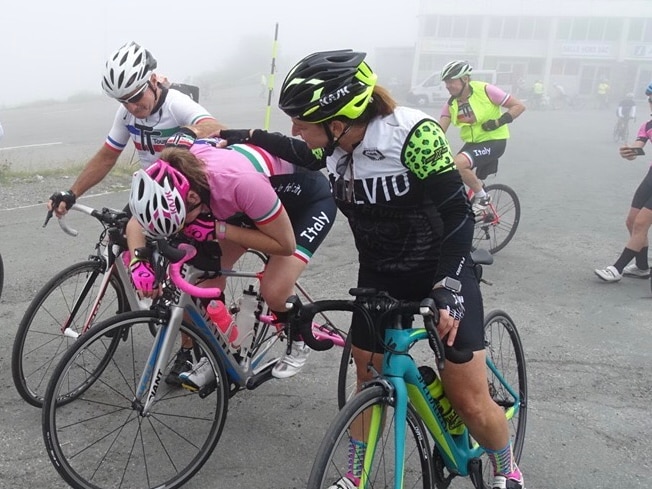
129, 160, 190, 237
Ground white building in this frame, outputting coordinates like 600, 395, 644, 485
412, 0, 652, 100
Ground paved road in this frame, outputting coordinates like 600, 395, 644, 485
1, 95, 651, 488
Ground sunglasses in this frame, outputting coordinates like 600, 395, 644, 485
118, 82, 149, 104
648, 97, 652, 103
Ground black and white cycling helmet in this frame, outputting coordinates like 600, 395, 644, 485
129, 160, 190, 237
101, 41, 157, 100
441, 60, 473, 81
278, 50, 377, 123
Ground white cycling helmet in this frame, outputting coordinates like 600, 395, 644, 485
129, 160, 190, 237
101, 41, 157, 100
441, 60, 473, 81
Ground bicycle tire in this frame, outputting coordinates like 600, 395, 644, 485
42, 310, 229, 489
480, 309, 528, 485
308, 384, 435, 488
11, 259, 129, 407
473, 183, 521, 254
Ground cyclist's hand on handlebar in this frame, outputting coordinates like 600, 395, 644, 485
47, 190, 77, 218
130, 259, 161, 298
481, 119, 500, 131
429, 288, 465, 346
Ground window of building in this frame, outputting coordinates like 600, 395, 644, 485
489, 17, 503, 38
518, 18, 535, 39
571, 18, 590, 40
604, 18, 621, 41
533, 18, 551, 40
437, 15, 454, 38
628, 18, 644, 41
557, 19, 572, 40
451, 17, 468, 38
645, 19, 652, 42
587, 18, 605, 41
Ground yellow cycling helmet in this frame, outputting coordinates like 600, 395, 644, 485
278, 50, 377, 123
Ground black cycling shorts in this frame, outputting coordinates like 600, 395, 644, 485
226, 171, 337, 260
631, 167, 652, 211
349, 259, 485, 354
459, 139, 507, 179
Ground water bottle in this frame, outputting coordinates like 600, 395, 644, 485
232, 287, 259, 349
206, 300, 239, 345
418, 365, 465, 435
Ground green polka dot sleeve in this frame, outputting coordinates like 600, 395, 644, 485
401, 119, 456, 180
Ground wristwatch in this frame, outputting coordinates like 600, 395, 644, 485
133, 247, 151, 261
433, 277, 462, 293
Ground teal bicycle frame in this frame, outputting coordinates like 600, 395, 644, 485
364, 325, 522, 488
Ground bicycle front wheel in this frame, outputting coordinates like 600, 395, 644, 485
42, 310, 229, 489
308, 385, 434, 488
12, 259, 129, 407
473, 183, 521, 254
481, 310, 528, 484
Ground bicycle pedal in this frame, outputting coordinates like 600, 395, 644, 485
198, 380, 218, 398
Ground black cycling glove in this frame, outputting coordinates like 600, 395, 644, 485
219, 129, 252, 145
49, 190, 76, 210
429, 288, 465, 321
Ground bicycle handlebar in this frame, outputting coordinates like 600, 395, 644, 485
285, 288, 471, 368
43, 203, 129, 238
160, 240, 222, 299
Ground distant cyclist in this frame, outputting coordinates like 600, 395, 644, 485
615, 93, 637, 140
438, 60, 526, 214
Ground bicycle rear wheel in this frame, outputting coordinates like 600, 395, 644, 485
42, 310, 229, 489
11, 259, 129, 407
481, 309, 528, 485
308, 385, 434, 488
473, 183, 521, 254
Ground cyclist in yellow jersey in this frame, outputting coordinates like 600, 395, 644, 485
438, 60, 526, 214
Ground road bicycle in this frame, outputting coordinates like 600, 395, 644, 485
613, 117, 631, 143
13, 203, 347, 408
41, 237, 348, 489
468, 163, 521, 254
291, 253, 527, 488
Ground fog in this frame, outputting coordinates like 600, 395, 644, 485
0, 0, 419, 108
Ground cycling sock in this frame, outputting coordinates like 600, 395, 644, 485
475, 189, 487, 199
636, 246, 649, 269
614, 247, 638, 272
485, 442, 515, 476
347, 436, 367, 483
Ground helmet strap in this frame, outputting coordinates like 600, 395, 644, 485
322, 121, 353, 156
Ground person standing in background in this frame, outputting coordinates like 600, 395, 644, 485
595, 84, 652, 283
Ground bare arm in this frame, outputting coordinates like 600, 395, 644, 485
438, 115, 452, 133
48, 144, 120, 216
503, 95, 526, 120
220, 209, 296, 257
189, 118, 227, 138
